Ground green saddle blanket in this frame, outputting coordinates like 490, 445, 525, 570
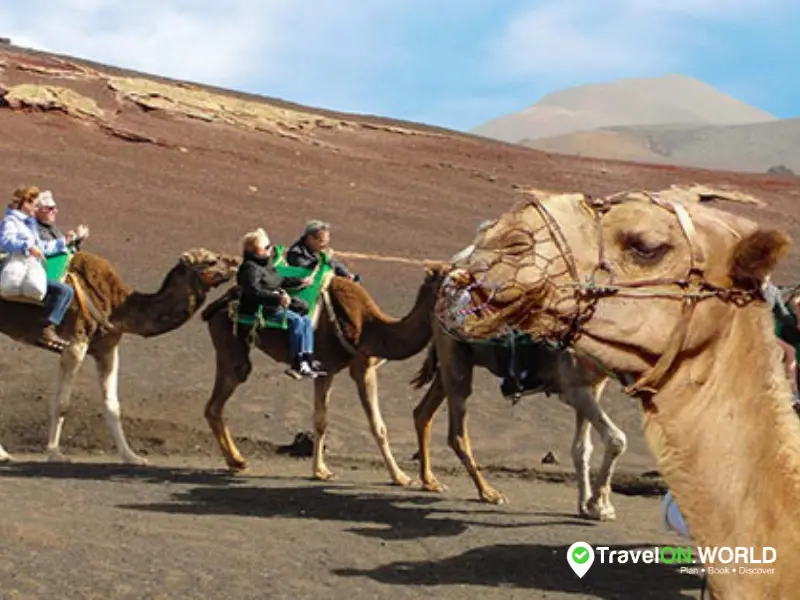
231, 244, 335, 331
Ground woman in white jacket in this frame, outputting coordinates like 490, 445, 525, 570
0, 185, 78, 352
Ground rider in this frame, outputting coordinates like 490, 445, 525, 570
237, 227, 327, 380
286, 219, 357, 281
34, 190, 89, 251
0, 185, 77, 352
763, 277, 800, 407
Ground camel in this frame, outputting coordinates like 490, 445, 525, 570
200, 263, 449, 485
435, 187, 800, 599
0, 248, 239, 464
410, 317, 627, 520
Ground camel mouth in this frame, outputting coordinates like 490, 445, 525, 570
435, 270, 514, 339
436, 267, 561, 341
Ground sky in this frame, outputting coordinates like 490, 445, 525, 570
1, 0, 798, 131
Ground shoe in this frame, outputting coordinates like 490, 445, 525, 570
500, 377, 523, 398
36, 324, 69, 354
285, 360, 317, 380
302, 353, 328, 377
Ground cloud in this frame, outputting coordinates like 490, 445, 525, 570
0, 1, 408, 92
486, 0, 799, 85
0, 1, 797, 130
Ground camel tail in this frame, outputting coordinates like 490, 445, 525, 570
410, 343, 438, 389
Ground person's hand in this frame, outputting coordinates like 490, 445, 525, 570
75, 224, 90, 239
279, 291, 291, 307
29, 246, 44, 260
300, 276, 313, 288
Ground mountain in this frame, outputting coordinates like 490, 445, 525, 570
521, 118, 800, 173
471, 74, 777, 144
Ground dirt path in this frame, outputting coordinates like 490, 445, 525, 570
0, 454, 702, 600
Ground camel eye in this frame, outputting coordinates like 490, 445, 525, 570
622, 234, 672, 265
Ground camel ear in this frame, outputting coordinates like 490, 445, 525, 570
729, 229, 792, 289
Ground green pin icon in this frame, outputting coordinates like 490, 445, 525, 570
567, 541, 595, 578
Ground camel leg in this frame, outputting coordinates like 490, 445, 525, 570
45, 341, 88, 462
94, 345, 147, 465
585, 381, 626, 521
565, 378, 626, 521
204, 356, 251, 471
0, 441, 11, 462
570, 406, 594, 517
312, 374, 335, 480
412, 372, 448, 492
349, 359, 412, 486
441, 368, 506, 504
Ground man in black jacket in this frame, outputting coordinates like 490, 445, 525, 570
237, 228, 327, 380
286, 220, 356, 280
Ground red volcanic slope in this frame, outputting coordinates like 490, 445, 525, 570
1, 44, 799, 471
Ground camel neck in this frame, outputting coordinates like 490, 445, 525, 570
642, 303, 800, 597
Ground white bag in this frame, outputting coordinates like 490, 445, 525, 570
0, 253, 48, 302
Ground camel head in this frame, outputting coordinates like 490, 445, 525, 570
435, 188, 792, 386
178, 248, 240, 290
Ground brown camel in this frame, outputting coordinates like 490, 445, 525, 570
200, 264, 449, 484
0, 248, 239, 464
410, 318, 626, 520
435, 187, 800, 599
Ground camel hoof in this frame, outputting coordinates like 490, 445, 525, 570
46, 450, 71, 463
226, 460, 249, 472
123, 454, 149, 466
420, 479, 448, 493
314, 467, 336, 481
581, 503, 617, 522
392, 473, 414, 487
480, 488, 508, 505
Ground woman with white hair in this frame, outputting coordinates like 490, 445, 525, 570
237, 227, 325, 379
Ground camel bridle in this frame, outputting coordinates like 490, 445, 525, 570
439, 191, 761, 401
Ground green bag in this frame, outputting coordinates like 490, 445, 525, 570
45, 250, 72, 282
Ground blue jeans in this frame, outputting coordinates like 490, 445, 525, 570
44, 280, 74, 326
275, 309, 314, 358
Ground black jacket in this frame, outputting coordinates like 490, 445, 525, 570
286, 237, 352, 278
236, 251, 305, 315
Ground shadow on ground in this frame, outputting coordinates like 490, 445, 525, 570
334, 542, 702, 599
0, 460, 242, 486
117, 483, 599, 542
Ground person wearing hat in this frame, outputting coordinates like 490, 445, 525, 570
0, 185, 76, 352
34, 190, 89, 251
286, 219, 356, 281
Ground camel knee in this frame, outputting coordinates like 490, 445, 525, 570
447, 432, 467, 455
232, 360, 252, 382
314, 415, 329, 436
204, 401, 223, 424
370, 421, 388, 443
608, 431, 627, 456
